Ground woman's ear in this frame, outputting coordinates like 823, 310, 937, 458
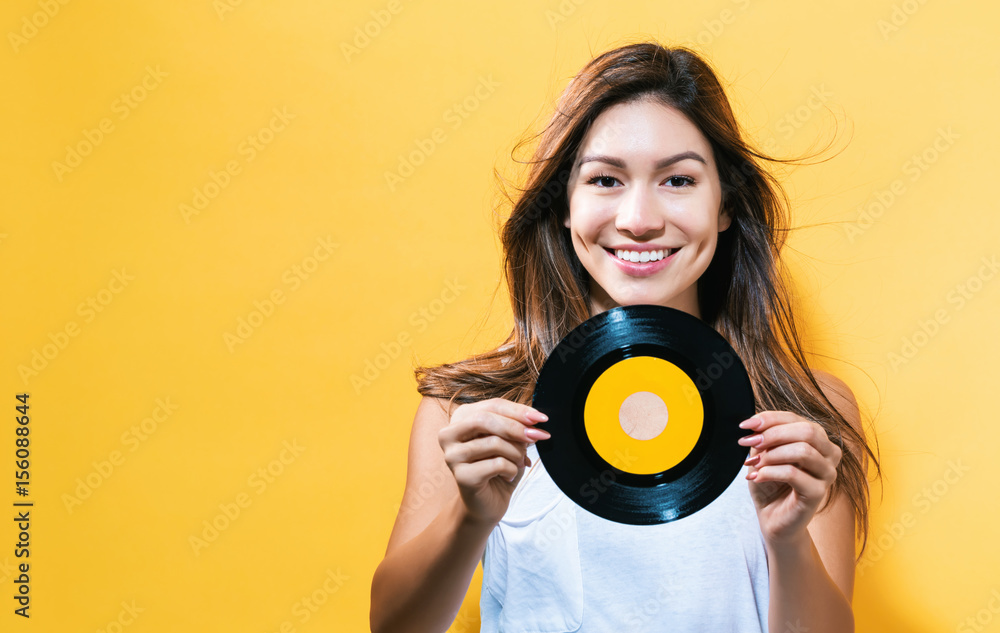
718, 204, 733, 232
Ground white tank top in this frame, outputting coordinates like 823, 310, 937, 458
479, 442, 770, 632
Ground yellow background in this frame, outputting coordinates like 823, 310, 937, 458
1, 1, 997, 631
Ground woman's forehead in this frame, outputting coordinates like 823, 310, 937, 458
575, 100, 713, 167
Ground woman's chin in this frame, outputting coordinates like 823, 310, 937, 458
607, 293, 701, 317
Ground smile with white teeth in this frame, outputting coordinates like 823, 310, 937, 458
613, 248, 676, 263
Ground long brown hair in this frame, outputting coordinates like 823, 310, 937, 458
414, 39, 880, 552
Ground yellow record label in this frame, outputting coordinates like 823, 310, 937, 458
583, 355, 703, 475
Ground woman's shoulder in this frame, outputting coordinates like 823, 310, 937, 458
412, 395, 456, 429
808, 369, 867, 459
810, 370, 859, 423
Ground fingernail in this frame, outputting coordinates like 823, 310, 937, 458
739, 415, 760, 430
744, 454, 760, 466
746, 470, 758, 480
737, 434, 762, 446
526, 410, 549, 423
525, 428, 551, 441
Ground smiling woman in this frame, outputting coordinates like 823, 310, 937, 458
564, 99, 729, 316
370, 40, 881, 633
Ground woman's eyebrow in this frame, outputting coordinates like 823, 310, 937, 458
576, 151, 707, 169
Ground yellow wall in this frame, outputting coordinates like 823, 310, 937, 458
1, 1, 997, 631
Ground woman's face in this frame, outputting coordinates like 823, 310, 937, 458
564, 97, 729, 318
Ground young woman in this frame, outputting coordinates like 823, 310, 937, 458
370, 40, 879, 633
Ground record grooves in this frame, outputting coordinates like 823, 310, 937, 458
532, 304, 756, 525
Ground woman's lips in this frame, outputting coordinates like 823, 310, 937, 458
604, 247, 677, 276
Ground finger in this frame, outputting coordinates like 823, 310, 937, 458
443, 410, 543, 445
748, 442, 837, 482
452, 455, 520, 488
475, 398, 549, 425
738, 420, 840, 461
738, 412, 807, 453
749, 464, 828, 501
740, 410, 807, 431
443, 435, 526, 469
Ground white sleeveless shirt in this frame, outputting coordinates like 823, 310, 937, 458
479, 442, 770, 632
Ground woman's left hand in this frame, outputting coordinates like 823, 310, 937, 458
737, 411, 843, 546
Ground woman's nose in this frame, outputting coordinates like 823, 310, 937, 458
615, 186, 664, 237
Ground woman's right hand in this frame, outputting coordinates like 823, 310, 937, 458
437, 398, 550, 525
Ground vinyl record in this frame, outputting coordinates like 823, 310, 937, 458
532, 304, 755, 525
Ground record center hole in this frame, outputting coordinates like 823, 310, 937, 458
618, 391, 669, 441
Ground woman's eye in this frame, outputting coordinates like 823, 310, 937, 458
584, 174, 694, 188
665, 175, 695, 187
585, 174, 620, 188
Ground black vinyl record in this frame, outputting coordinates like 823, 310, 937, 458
532, 304, 755, 525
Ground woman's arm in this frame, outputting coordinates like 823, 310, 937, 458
740, 372, 866, 633
370, 396, 488, 633
370, 494, 496, 633
764, 491, 856, 633
370, 396, 545, 633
